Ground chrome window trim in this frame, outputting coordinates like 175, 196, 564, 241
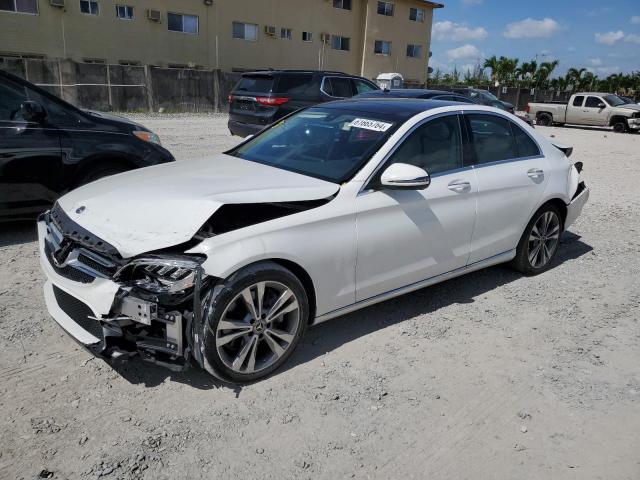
359, 111, 466, 195
464, 110, 544, 163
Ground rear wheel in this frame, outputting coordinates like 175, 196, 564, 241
536, 113, 552, 127
510, 204, 562, 275
202, 262, 309, 383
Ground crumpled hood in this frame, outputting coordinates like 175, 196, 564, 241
82, 109, 147, 129
58, 154, 339, 258
618, 104, 640, 113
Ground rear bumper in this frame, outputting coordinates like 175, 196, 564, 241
228, 119, 265, 138
565, 182, 589, 229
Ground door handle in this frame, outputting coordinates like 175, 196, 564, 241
448, 180, 471, 192
527, 168, 544, 178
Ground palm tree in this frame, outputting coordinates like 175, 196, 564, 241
483, 55, 499, 83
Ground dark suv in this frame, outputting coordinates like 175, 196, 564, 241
0, 69, 175, 221
228, 70, 379, 137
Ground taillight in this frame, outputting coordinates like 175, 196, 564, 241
228, 94, 234, 103
525, 104, 530, 113
255, 96, 289, 106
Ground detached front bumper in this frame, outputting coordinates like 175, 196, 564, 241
627, 118, 640, 131
37, 215, 204, 371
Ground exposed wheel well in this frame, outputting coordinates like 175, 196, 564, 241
609, 116, 628, 126
270, 259, 317, 323
541, 198, 568, 230
536, 111, 553, 119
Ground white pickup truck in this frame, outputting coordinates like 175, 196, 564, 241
527, 92, 640, 133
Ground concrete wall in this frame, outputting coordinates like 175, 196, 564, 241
0, 0, 440, 82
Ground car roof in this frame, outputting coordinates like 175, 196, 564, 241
241, 70, 349, 76
314, 98, 463, 122
355, 89, 451, 98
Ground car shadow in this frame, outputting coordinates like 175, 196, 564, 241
0, 221, 38, 247
110, 231, 592, 391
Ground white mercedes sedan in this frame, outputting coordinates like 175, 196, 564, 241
38, 99, 589, 382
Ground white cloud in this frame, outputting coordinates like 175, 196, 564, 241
433, 21, 488, 42
631, 16, 640, 24
625, 34, 640, 44
446, 44, 482, 61
595, 30, 625, 45
461, 0, 483, 5
588, 57, 602, 66
503, 18, 561, 39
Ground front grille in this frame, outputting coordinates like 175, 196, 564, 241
52, 285, 104, 341
78, 252, 116, 277
44, 241, 95, 284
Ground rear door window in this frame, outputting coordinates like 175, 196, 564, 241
511, 123, 541, 158
325, 77, 353, 98
235, 76, 274, 93
572, 95, 584, 107
274, 74, 314, 98
467, 114, 517, 164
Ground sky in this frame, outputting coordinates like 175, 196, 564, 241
429, 0, 640, 77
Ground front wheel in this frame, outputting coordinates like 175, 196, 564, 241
510, 205, 562, 275
202, 262, 309, 383
612, 120, 628, 133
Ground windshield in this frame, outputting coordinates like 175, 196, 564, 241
604, 94, 627, 107
228, 107, 398, 183
480, 91, 499, 101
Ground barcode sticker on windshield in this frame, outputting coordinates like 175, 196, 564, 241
348, 118, 393, 132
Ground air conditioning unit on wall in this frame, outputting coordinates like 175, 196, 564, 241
49, 0, 65, 7
264, 25, 276, 36
320, 33, 331, 44
147, 9, 161, 22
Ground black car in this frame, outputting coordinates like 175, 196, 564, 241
0, 69, 175, 221
228, 70, 379, 137
450, 88, 515, 114
353, 88, 477, 103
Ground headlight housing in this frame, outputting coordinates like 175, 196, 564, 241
133, 130, 162, 146
115, 256, 203, 294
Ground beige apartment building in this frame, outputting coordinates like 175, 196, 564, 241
0, 0, 441, 83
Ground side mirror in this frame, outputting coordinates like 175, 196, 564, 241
597, 102, 606, 109
20, 101, 46, 123
380, 163, 431, 190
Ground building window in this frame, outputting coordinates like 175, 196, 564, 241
168, 12, 198, 34
0, 0, 38, 14
332, 0, 351, 11
409, 7, 424, 22
302, 31, 313, 42
83, 58, 106, 64
374, 40, 391, 55
80, 0, 99, 15
331, 35, 350, 51
232, 21, 258, 41
119, 60, 141, 66
115, 5, 133, 20
406, 44, 422, 58
280, 28, 292, 40
377, 1, 394, 16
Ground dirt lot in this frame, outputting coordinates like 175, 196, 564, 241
1, 115, 639, 480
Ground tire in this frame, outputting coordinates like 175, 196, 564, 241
76, 163, 128, 187
612, 120, 628, 133
536, 113, 552, 127
510, 204, 563, 275
202, 261, 309, 383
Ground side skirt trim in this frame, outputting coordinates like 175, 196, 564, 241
312, 249, 516, 325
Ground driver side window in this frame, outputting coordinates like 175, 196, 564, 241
0, 78, 27, 122
384, 115, 463, 176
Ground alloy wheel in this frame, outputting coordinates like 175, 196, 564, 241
527, 211, 560, 269
215, 281, 300, 374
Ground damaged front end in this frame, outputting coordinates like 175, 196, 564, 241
40, 203, 215, 372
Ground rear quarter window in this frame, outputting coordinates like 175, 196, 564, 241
274, 74, 314, 98
511, 123, 541, 158
235, 76, 274, 93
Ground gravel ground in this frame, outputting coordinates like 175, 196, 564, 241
1, 116, 639, 480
